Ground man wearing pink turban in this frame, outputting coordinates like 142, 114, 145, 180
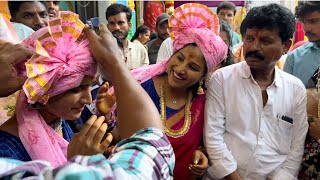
97, 3, 228, 179
0, 12, 98, 167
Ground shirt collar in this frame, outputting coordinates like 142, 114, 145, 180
305, 42, 320, 50
241, 61, 281, 87
126, 39, 133, 50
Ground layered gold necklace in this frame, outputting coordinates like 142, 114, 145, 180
160, 78, 192, 138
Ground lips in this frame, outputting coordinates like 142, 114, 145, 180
72, 106, 85, 111
173, 71, 185, 80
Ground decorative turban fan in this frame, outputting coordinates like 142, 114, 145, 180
126, 3, 227, 87
15, 11, 97, 167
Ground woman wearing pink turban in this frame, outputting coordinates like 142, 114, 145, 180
0, 12, 101, 167
97, 3, 228, 179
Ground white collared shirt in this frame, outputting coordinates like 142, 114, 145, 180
204, 61, 308, 180
123, 39, 149, 70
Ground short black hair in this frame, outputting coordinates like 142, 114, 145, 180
240, 3, 295, 42
295, 1, 320, 20
131, 25, 150, 42
105, 4, 132, 23
8, 1, 47, 18
217, 1, 237, 16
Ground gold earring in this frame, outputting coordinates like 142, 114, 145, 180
197, 81, 204, 95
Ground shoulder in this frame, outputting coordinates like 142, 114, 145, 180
277, 69, 306, 91
0, 130, 31, 161
287, 42, 315, 59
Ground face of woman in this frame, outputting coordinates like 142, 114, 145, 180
220, 30, 230, 47
41, 76, 94, 120
167, 44, 206, 90
139, 30, 150, 44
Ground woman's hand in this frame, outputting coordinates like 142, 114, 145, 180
67, 115, 113, 160
189, 149, 208, 177
96, 82, 116, 115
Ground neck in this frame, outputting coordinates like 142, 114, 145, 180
250, 67, 275, 87
154, 38, 163, 46
122, 38, 129, 49
39, 109, 60, 125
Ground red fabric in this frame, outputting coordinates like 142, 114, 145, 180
295, 22, 305, 43
168, 94, 205, 179
144, 2, 165, 32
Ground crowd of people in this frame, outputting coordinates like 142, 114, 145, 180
0, 1, 319, 180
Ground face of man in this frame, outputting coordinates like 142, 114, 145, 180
218, 8, 235, 26
156, 21, 169, 41
107, 12, 131, 41
47, 1, 60, 18
300, 11, 320, 46
12, 2, 48, 31
243, 27, 291, 71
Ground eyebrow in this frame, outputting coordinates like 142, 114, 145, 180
177, 52, 185, 59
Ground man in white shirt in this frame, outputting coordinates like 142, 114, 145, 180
106, 4, 149, 70
204, 4, 308, 180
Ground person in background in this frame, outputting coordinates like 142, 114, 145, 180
216, 1, 241, 46
146, 13, 170, 64
204, 4, 308, 179
97, 3, 228, 179
219, 19, 235, 68
47, 1, 60, 18
131, 25, 150, 45
0, 22, 175, 180
106, 4, 149, 70
8, 1, 48, 31
284, 1, 320, 88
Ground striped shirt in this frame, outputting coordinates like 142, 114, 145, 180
0, 128, 175, 180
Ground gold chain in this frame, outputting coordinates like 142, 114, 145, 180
160, 78, 192, 138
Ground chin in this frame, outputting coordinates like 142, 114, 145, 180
63, 113, 82, 121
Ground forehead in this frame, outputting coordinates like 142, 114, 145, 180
108, 12, 128, 22
17, 2, 46, 13
245, 27, 280, 38
302, 10, 320, 20
179, 45, 205, 64
218, 8, 234, 14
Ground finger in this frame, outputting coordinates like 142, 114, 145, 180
98, 84, 107, 95
86, 116, 106, 139
10, 47, 33, 65
100, 133, 113, 150
93, 122, 108, 143
83, 26, 100, 43
104, 82, 109, 92
189, 165, 203, 176
98, 23, 111, 38
193, 163, 207, 170
192, 150, 201, 164
79, 115, 97, 137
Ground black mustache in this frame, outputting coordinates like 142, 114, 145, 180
245, 51, 265, 60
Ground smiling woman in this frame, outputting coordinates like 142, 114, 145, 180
96, 3, 227, 179
0, 12, 97, 167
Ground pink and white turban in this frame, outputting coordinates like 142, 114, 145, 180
129, 3, 228, 86
15, 11, 97, 167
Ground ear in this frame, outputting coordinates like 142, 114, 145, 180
139, 33, 142, 38
128, 22, 132, 29
283, 39, 293, 54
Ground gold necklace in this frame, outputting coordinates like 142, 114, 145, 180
160, 79, 192, 138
